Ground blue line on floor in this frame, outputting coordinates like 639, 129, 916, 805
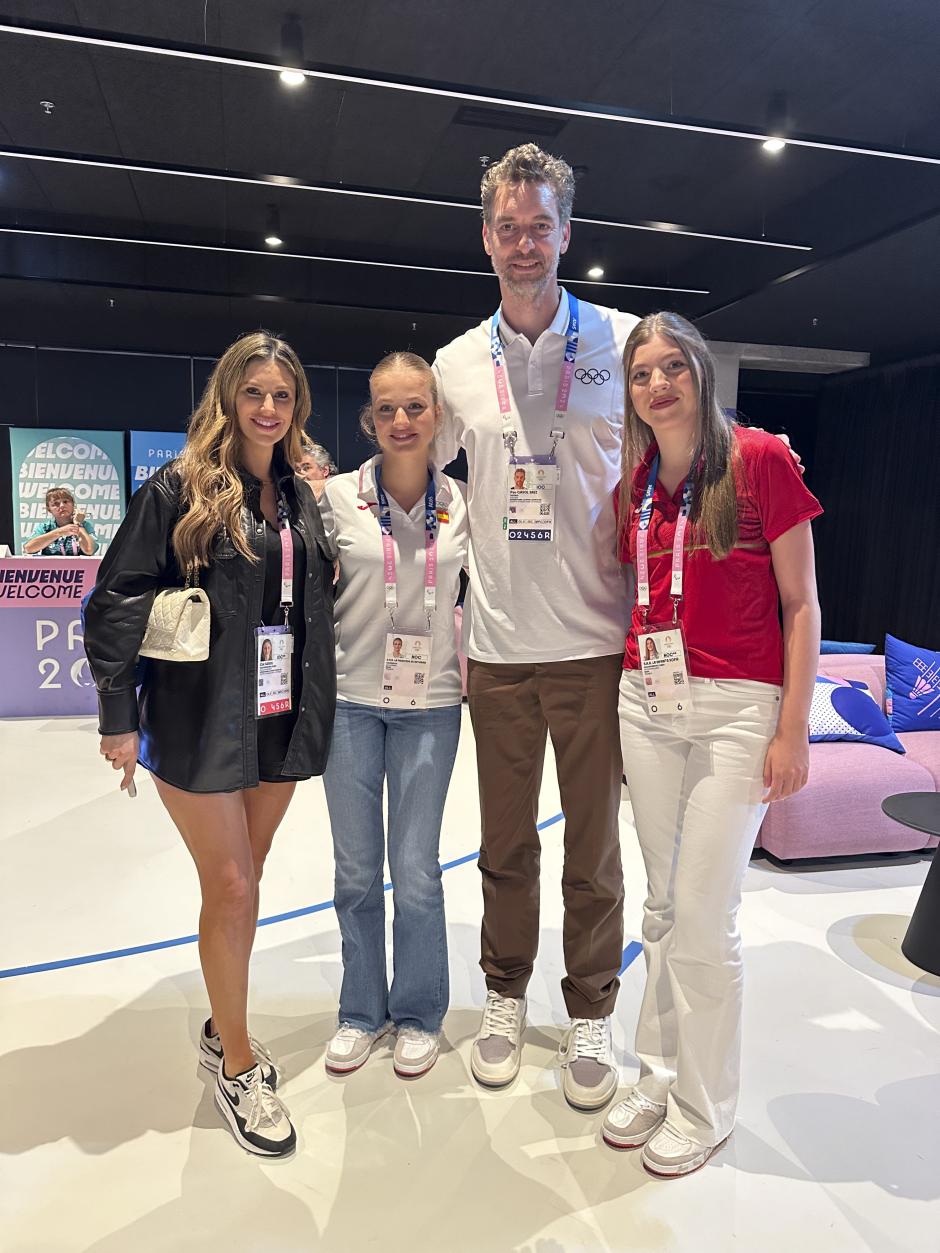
620, 941, 643, 974
1, 810, 576, 980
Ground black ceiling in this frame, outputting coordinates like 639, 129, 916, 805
0, 0, 938, 367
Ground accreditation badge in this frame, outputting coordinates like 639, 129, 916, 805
255, 625, 293, 718
638, 624, 693, 716
380, 632, 432, 709
504, 455, 559, 543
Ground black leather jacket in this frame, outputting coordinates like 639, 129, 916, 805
84, 456, 337, 793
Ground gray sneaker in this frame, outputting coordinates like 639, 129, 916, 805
558, 1017, 618, 1111
642, 1122, 730, 1178
393, 1028, 441, 1079
470, 991, 526, 1088
602, 1087, 667, 1149
325, 1022, 391, 1075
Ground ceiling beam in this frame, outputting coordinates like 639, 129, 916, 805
0, 145, 809, 252
2, 18, 939, 168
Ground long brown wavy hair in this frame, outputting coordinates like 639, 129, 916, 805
172, 331, 311, 570
618, 312, 739, 561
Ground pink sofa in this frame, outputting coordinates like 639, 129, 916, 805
756, 653, 940, 860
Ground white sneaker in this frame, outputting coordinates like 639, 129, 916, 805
325, 1022, 392, 1075
602, 1087, 667, 1149
470, 991, 526, 1088
558, 1017, 618, 1111
214, 1063, 296, 1157
198, 1018, 280, 1090
642, 1122, 730, 1178
393, 1028, 441, 1079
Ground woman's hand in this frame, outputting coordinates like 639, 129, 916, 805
762, 730, 809, 802
100, 732, 139, 793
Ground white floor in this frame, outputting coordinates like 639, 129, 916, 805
1, 711, 938, 1253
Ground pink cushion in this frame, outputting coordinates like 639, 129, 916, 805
816, 653, 887, 707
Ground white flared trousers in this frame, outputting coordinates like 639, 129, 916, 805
619, 670, 781, 1146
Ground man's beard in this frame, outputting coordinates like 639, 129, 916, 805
493, 256, 558, 303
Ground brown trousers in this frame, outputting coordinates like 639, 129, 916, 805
467, 653, 625, 1018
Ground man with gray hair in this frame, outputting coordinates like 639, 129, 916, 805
295, 439, 337, 501
433, 143, 638, 1112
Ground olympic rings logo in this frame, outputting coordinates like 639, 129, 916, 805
575, 368, 611, 385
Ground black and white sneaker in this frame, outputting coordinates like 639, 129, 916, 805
214, 1063, 296, 1157
198, 1018, 280, 1090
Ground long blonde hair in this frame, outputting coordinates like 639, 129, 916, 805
173, 331, 311, 570
619, 312, 738, 561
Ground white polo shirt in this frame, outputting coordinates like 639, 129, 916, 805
432, 289, 638, 664
320, 457, 469, 708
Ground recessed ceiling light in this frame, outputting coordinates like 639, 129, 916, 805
279, 16, 305, 88
762, 137, 786, 154
587, 265, 604, 279
264, 204, 283, 247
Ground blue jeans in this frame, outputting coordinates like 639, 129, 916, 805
322, 701, 461, 1034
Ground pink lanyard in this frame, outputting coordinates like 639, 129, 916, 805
275, 496, 294, 623
491, 293, 580, 460
635, 453, 693, 624
375, 466, 438, 626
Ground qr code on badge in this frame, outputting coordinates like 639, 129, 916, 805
414, 673, 425, 685
539, 504, 551, 516
672, 671, 684, 685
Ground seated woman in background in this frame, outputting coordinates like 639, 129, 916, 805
318, 351, 469, 1080
603, 312, 822, 1178
83, 331, 337, 1158
24, 486, 98, 555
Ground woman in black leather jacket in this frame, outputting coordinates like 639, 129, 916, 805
84, 331, 336, 1158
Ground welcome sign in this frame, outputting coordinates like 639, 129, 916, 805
130, 430, 186, 492
0, 557, 101, 716
9, 429, 126, 555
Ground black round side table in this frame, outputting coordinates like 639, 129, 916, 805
881, 792, 940, 977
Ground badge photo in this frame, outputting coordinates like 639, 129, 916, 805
255, 624, 293, 718
638, 624, 693, 716
380, 631, 433, 709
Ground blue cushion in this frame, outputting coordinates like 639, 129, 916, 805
820, 640, 876, 655
809, 676, 905, 753
885, 634, 940, 733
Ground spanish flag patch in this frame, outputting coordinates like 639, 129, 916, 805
436, 508, 450, 524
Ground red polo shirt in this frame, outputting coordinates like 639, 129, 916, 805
617, 426, 823, 684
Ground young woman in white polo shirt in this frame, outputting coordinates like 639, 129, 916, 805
319, 352, 469, 1079
604, 312, 821, 1177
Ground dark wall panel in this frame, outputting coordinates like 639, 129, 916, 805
812, 355, 940, 649
0, 345, 39, 427
306, 366, 339, 466
35, 350, 193, 432
336, 368, 373, 473
736, 380, 822, 484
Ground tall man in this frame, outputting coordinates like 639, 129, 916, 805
433, 144, 638, 1111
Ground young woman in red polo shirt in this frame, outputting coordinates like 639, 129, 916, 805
603, 312, 822, 1177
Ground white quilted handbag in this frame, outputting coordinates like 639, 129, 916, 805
139, 581, 211, 662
